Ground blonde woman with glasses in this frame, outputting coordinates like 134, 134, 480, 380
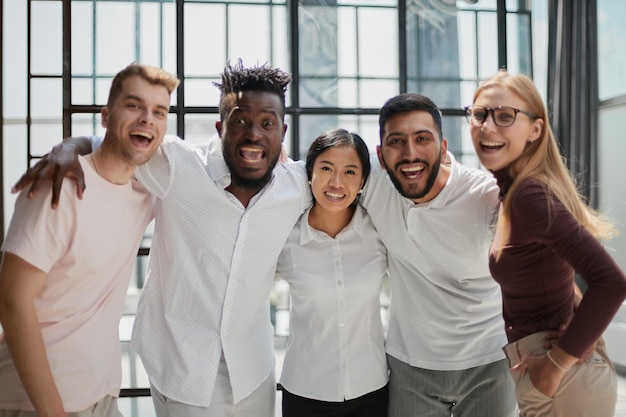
466, 69, 626, 417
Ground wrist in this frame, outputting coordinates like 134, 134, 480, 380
547, 346, 577, 371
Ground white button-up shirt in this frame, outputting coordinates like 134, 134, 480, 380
130, 135, 311, 406
361, 153, 507, 371
276, 205, 388, 401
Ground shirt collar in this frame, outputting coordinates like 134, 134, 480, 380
298, 204, 366, 245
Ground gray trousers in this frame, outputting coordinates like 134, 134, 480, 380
387, 354, 517, 417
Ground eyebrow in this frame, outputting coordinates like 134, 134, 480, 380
318, 159, 361, 169
386, 129, 434, 138
124, 94, 170, 112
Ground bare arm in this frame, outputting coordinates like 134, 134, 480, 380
12, 137, 93, 209
0, 253, 67, 417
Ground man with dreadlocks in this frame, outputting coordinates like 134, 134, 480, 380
14, 60, 311, 417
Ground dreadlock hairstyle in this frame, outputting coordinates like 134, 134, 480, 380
213, 59, 292, 121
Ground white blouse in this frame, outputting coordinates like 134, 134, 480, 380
276, 205, 389, 402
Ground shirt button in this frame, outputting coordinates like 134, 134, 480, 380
341, 343, 346, 348
337, 280, 342, 285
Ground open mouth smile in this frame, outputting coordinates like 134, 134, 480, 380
400, 164, 425, 179
240, 146, 265, 163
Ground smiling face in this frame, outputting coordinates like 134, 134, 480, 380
470, 86, 543, 172
101, 75, 170, 166
216, 90, 286, 192
310, 145, 365, 215
377, 110, 448, 203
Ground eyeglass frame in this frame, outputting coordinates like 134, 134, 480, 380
463, 104, 539, 127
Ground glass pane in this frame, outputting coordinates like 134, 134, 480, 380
228, 5, 271, 64
184, 79, 221, 107
357, 7, 397, 78
271, 5, 290, 72
598, 0, 626, 99
184, 4, 226, 76
506, 13, 532, 76
337, 7, 357, 77
31, 124, 64, 156
407, 80, 461, 109
95, 2, 136, 74
139, 3, 166, 66
71, 113, 101, 137
96, 77, 114, 105
31, 79, 62, 119
71, 2, 94, 74
477, 12, 499, 77
457, 11, 478, 79
31, 1, 62, 75
72, 78, 95, 105
356, 79, 399, 108
299, 3, 339, 108
162, 3, 178, 72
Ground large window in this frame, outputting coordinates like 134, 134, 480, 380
2, 0, 542, 409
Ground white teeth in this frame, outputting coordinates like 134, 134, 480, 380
401, 165, 424, 172
325, 192, 344, 199
240, 146, 262, 153
481, 141, 503, 147
130, 131, 153, 140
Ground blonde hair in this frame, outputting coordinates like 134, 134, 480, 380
473, 70, 616, 256
107, 62, 180, 107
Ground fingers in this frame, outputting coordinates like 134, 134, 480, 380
12, 165, 41, 195
51, 167, 64, 209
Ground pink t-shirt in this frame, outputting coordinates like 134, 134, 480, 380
0, 157, 154, 411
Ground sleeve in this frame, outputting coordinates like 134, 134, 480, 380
133, 135, 180, 198
1, 184, 76, 273
511, 181, 626, 357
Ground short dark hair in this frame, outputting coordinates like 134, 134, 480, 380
107, 62, 179, 107
305, 128, 371, 187
378, 93, 443, 143
213, 59, 292, 120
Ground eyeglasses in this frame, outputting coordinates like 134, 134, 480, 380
464, 104, 538, 127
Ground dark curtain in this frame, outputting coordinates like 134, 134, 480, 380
547, 0, 599, 207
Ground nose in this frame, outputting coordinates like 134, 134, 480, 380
139, 108, 154, 125
404, 140, 420, 160
329, 171, 343, 187
246, 123, 264, 141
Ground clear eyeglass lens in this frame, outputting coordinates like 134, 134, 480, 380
467, 106, 517, 127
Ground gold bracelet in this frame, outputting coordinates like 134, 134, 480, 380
546, 350, 570, 372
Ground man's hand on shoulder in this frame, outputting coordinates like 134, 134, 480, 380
12, 138, 91, 209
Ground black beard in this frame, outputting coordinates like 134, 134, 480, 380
223, 151, 279, 191
386, 158, 441, 200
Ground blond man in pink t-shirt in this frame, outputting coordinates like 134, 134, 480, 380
0, 63, 178, 417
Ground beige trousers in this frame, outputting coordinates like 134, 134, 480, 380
503, 331, 617, 417
0, 395, 121, 417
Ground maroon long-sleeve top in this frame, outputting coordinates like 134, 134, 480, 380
490, 169, 626, 358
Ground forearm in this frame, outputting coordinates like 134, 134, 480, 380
0, 302, 65, 415
0, 254, 65, 416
